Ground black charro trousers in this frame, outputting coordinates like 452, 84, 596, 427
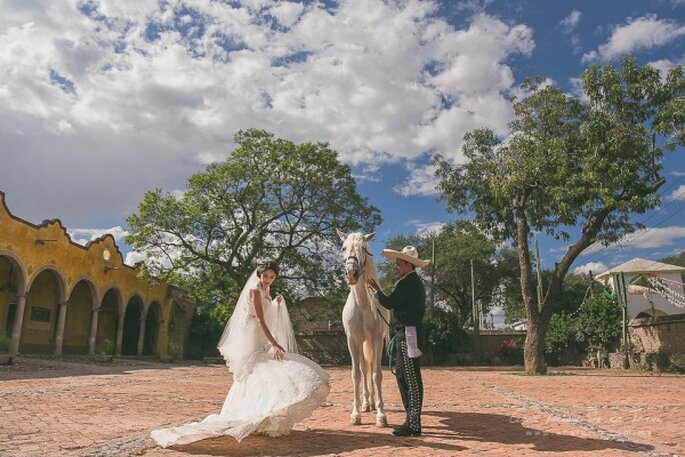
394, 327, 423, 431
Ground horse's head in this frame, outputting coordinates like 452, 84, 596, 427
336, 229, 375, 286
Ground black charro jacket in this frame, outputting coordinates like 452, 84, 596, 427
376, 271, 426, 347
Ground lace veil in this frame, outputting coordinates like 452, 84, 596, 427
217, 267, 298, 379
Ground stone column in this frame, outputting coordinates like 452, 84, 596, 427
53, 301, 68, 356
10, 293, 26, 355
115, 311, 125, 356
137, 317, 146, 356
88, 307, 100, 355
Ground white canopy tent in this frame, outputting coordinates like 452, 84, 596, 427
595, 258, 685, 319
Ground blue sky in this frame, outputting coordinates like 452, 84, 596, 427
1, 0, 684, 277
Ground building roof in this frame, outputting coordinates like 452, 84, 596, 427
595, 257, 685, 281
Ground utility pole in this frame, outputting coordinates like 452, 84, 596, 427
471, 259, 479, 364
430, 237, 435, 307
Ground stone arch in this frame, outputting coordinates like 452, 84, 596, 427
22, 268, 65, 353
97, 287, 121, 354
143, 301, 162, 356
121, 294, 144, 356
0, 253, 26, 338
64, 279, 97, 354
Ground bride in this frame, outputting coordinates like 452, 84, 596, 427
151, 261, 330, 447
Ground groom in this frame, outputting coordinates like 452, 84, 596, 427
367, 246, 428, 437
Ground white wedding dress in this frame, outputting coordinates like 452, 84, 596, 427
151, 284, 330, 448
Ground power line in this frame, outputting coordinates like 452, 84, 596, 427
577, 186, 685, 265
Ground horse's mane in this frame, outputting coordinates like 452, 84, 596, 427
348, 234, 386, 325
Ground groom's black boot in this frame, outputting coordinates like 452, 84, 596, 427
392, 424, 421, 437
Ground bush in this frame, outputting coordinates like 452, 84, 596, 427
578, 292, 622, 353
545, 312, 581, 365
96, 338, 115, 355
496, 338, 523, 365
0, 334, 11, 352
423, 306, 468, 364
669, 352, 685, 373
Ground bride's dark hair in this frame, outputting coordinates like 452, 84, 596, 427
256, 261, 279, 277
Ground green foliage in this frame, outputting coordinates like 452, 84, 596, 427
127, 128, 381, 298
423, 305, 468, 363
578, 292, 622, 352
96, 339, 114, 355
668, 352, 685, 373
433, 56, 685, 373
544, 312, 581, 365
504, 268, 593, 325
0, 334, 11, 352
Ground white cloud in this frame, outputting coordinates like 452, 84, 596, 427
0, 1, 536, 222
648, 58, 678, 80
124, 250, 147, 266
607, 225, 685, 250
667, 185, 685, 201
395, 162, 440, 196
583, 15, 685, 62
560, 10, 581, 33
413, 221, 446, 237
67, 226, 129, 246
573, 261, 607, 275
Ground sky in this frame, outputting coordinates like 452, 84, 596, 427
2, 0, 685, 283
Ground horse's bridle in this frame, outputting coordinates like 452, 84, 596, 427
344, 246, 373, 281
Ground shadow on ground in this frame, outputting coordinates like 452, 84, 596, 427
160, 410, 654, 456
427, 410, 655, 453
167, 428, 465, 456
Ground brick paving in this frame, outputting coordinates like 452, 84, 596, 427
1, 356, 683, 457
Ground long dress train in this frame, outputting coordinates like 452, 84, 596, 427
151, 288, 330, 447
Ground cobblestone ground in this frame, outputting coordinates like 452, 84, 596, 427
1, 356, 683, 457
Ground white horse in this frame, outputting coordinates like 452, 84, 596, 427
337, 230, 390, 427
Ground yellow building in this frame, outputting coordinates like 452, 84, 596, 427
0, 191, 194, 359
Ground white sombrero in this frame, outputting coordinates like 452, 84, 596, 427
381, 245, 430, 268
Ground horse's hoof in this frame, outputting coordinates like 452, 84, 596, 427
376, 415, 388, 427
362, 404, 371, 413
350, 414, 362, 426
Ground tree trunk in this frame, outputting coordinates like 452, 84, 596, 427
524, 314, 548, 374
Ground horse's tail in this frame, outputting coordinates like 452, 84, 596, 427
362, 340, 373, 374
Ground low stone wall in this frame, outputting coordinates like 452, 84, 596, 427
296, 330, 350, 366
468, 330, 527, 358
629, 313, 685, 355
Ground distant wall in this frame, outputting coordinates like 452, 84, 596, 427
629, 313, 685, 355
296, 330, 350, 366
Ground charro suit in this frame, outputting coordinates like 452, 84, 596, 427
376, 270, 425, 434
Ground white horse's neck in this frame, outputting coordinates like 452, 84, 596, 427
350, 245, 378, 310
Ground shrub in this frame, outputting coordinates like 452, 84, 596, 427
0, 334, 11, 352
496, 338, 523, 365
669, 352, 685, 373
96, 338, 115, 355
545, 312, 581, 365
423, 306, 468, 364
578, 292, 622, 353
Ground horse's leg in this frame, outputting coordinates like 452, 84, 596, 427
361, 340, 373, 412
372, 333, 387, 427
347, 336, 363, 425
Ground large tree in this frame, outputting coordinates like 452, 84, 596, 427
435, 56, 684, 373
127, 129, 381, 296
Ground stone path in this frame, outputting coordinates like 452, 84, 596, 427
0, 356, 683, 456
